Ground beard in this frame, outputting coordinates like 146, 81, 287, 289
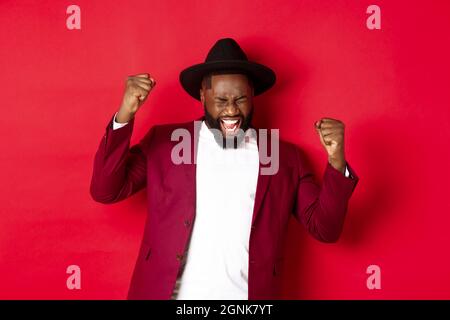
204, 106, 254, 149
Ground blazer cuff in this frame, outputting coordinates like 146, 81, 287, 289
324, 161, 359, 198
102, 113, 135, 156
112, 112, 129, 130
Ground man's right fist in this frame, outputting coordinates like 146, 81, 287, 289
116, 73, 156, 123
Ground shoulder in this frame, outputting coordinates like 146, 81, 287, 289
269, 135, 313, 175
152, 120, 192, 136
139, 119, 196, 151
278, 139, 303, 167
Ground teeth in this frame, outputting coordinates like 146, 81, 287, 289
222, 119, 238, 125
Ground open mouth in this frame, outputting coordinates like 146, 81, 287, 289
219, 118, 242, 136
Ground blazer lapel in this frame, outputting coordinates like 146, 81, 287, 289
182, 118, 202, 215
251, 127, 272, 226
183, 118, 272, 227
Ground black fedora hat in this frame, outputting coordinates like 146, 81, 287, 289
179, 38, 276, 101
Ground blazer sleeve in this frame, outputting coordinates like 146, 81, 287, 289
89, 114, 155, 204
293, 148, 359, 243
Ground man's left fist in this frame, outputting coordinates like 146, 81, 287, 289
315, 118, 346, 174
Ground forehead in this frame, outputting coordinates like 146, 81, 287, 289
210, 74, 250, 96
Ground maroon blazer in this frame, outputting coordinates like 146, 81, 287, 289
90, 115, 359, 300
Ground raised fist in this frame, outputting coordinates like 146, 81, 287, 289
116, 73, 156, 123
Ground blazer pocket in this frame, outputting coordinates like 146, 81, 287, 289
273, 258, 284, 276
138, 241, 152, 262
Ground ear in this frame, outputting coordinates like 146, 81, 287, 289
200, 88, 205, 106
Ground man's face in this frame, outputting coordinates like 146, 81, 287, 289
200, 73, 254, 145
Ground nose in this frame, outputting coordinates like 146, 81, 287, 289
223, 102, 239, 116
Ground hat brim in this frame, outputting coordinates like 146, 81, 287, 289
179, 60, 276, 101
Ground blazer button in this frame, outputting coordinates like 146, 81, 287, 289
176, 253, 184, 261
184, 219, 191, 227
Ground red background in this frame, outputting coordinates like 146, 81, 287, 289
1, 0, 449, 299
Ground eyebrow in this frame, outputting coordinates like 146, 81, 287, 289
214, 95, 247, 100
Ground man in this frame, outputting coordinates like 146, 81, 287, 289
90, 38, 359, 300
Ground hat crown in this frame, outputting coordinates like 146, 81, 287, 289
205, 38, 248, 62
179, 37, 275, 100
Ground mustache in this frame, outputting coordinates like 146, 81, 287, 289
203, 107, 254, 149
217, 115, 244, 124
203, 108, 253, 131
